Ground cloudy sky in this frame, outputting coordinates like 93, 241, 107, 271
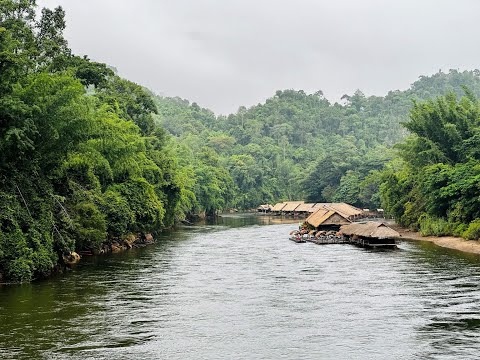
37, 0, 480, 114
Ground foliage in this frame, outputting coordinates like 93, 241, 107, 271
0, 1, 188, 282
4, 0, 480, 282
155, 71, 480, 213
463, 220, 480, 240
418, 214, 454, 237
380, 90, 480, 239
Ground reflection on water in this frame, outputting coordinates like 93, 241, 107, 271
206, 212, 301, 227
1, 214, 480, 359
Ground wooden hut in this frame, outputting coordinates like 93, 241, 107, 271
257, 204, 273, 213
271, 202, 287, 214
272, 201, 365, 219
295, 203, 316, 216
308, 203, 321, 212
305, 208, 351, 231
282, 201, 304, 216
340, 222, 400, 248
314, 203, 364, 221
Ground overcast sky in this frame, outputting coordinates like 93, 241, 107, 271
37, 0, 480, 114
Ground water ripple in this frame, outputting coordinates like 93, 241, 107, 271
2, 217, 480, 359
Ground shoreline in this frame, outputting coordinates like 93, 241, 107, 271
0, 233, 156, 285
395, 227, 480, 255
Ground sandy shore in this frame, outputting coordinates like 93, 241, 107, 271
395, 227, 480, 255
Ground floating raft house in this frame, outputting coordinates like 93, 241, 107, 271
257, 204, 273, 213
305, 208, 351, 231
340, 222, 400, 248
316, 203, 364, 220
271, 202, 287, 212
303, 203, 364, 230
270, 201, 304, 216
271, 201, 365, 219
295, 203, 317, 213
281, 201, 304, 214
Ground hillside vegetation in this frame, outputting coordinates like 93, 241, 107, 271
381, 90, 480, 239
2, 1, 480, 282
0, 1, 193, 281
154, 70, 480, 212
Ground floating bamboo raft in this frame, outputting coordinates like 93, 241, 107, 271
289, 222, 399, 249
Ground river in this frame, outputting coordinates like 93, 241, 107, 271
2, 214, 480, 359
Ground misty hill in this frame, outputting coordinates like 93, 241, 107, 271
4, 1, 480, 283
153, 69, 480, 209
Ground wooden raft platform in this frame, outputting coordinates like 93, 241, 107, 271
306, 236, 349, 245
289, 222, 400, 249
341, 222, 400, 249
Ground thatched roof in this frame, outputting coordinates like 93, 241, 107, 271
270, 201, 363, 217
271, 202, 287, 212
303, 202, 363, 217
319, 203, 363, 219
282, 201, 304, 212
296, 203, 316, 212
308, 203, 323, 213
307, 209, 332, 227
340, 222, 400, 239
306, 209, 350, 228
257, 204, 273, 211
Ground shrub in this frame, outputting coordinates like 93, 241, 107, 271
31, 248, 56, 278
418, 214, 453, 236
453, 223, 468, 237
109, 178, 164, 232
7, 257, 33, 282
102, 190, 135, 237
463, 219, 480, 240
72, 201, 107, 250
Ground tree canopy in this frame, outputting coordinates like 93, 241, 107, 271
0, 1, 189, 281
380, 91, 480, 239
3, 1, 480, 282
154, 70, 480, 210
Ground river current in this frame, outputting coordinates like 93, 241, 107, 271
2, 214, 480, 359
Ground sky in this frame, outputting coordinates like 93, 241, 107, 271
37, 0, 480, 114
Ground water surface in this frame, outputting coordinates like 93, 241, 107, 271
2, 214, 480, 359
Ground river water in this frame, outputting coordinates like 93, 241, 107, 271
2, 214, 480, 359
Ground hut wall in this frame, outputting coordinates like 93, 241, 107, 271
323, 214, 350, 225
317, 224, 342, 231
348, 235, 397, 248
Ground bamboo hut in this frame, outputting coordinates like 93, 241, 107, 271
305, 208, 351, 231
257, 204, 273, 213
340, 222, 400, 248
271, 202, 287, 214
308, 203, 323, 214
272, 201, 363, 218
314, 203, 364, 220
282, 201, 304, 215
296, 203, 316, 214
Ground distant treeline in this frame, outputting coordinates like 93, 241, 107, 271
2, 1, 480, 282
154, 69, 480, 236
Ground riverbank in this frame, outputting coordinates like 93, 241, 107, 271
0, 232, 156, 285
395, 227, 480, 255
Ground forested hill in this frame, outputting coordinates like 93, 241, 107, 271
154, 70, 480, 210
3, 1, 480, 283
